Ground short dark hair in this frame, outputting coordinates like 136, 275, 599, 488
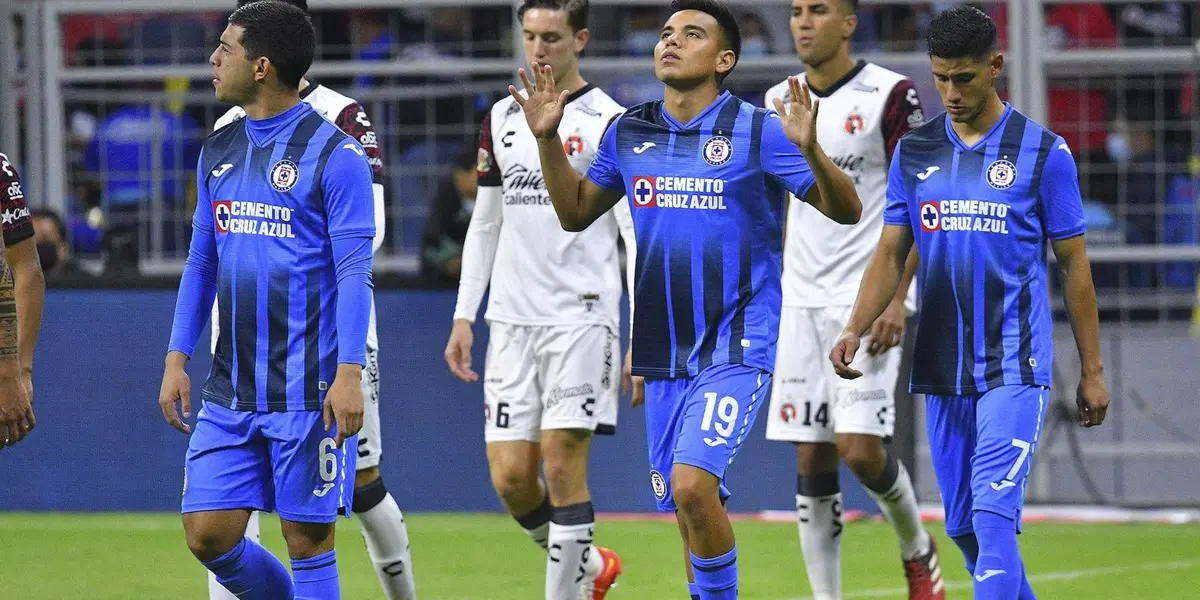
927, 5, 997, 61
228, 0, 315, 89
669, 0, 741, 81
517, 0, 589, 32
31, 209, 67, 241
237, 0, 306, 11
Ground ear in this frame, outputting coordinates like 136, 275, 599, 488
990, 52, 1004, 77
716, 49, 737, 79
574, 27, 591, 54
843, 13, 858, 40
253, 56, 271, 84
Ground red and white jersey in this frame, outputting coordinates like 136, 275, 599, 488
454, 85, 635, 329
0, 153, 33, 248
765, 61, 924, 312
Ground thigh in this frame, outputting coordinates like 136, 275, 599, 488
357, 301, 383, 470
483, 322, 541, 443
971, 385, 1050, 528
539, 324, 618, 434
643, 377, 689, 513
766, 308, 833, 443
182, 402, 272, 515
925, 394, 977, 537
264, 411, 356, 524
674, 364, 772, 486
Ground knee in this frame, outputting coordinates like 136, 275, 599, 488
184, 521, 240, 563
280, 521, 335, 559
795, 442, 840, 475
837, 438, 886, 480
489, 463, 539, 505
670, 465, 719, 516
355, 466, 380, 491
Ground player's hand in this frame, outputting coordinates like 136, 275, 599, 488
324, 365, 365, 448
158, 353, 193, 434
1076, 371, 1109, 427
444, 319, 478, 383
509, 62, 570, 141
771, 76, 820, 155
830, 331, 864, 380
866, 300, 906, 356
0, 370, 33, 448
623, 348, 645, 407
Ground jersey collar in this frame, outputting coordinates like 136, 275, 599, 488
944, 102, 1014, 153
804, 59, 867, 98
564, 83, 595, 105
659, 90, 733, 130
298, 80, 319, 100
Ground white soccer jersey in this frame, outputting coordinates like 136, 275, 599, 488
454, 85, 636, 329
765, 61, 924, 312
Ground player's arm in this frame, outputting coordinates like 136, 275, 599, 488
333, 102, 387, 253
0, 154, 44, 382
761, 98, 861, 225
1042, 140, 1108, 427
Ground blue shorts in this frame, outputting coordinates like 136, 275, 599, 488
182, 402, 358, 524
926, 385, 1050, 537
644, 363, 771, 512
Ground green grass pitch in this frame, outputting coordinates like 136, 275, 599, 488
2, 512, 1197, 599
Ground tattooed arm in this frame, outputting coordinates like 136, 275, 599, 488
0, 235, 34, 447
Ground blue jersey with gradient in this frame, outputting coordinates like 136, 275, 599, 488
884, 104, 1086, 395
587, 91, 816, 379
190, 103, 375, 412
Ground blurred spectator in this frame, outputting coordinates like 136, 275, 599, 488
875, 5, 921, 52
31, 209, 94, 281
1109, 2, 1193, 46
421, 146, 478, 286
348, 9, 399, 90
611, 7, 665, 107
739, 11, 773, 57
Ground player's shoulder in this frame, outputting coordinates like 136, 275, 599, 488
859, 62, 911, 91
302, 83, 359, 117
573, 85, 626, 116
763, 72, 804, 104
213, 106, 246, 133
487, 94, 524, 123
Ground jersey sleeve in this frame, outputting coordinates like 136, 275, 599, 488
882, 141, 912, 227
1038, 139, 1087, 241
759, 112, 816, 199
585, 115, 624, 191
332, 101, 384, 182
476, 112, 501, 188
323, 140, 377, 241
167, 153, 218, 357
0, 153, 34, 247
881, 79, 925, 161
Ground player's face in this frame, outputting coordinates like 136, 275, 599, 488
521, 9, 588, 83
789, 0, 856, 67
655, 10, 736, 86
931, 53, 1003, 124
210, 25, 257, 104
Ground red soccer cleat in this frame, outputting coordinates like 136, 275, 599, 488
580, 546, 623, 599
903, 535, 946, 600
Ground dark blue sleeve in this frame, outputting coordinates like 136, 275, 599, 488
332, 236, 373, 366
1038, 138, 1087, 241
167, 154, 218, 357
882, 141, 911, 227
759, 112, 816, 200
323, 139, 377, 241
585, 116, 624, 191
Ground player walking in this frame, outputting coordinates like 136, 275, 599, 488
761, 2, 943, 598
443, 2, 631, 599
831, 7, 1109, 600
205, 1, 417, 598
510, 1, 862, 597
0, 152, 42, 449
159, 2, 371, 597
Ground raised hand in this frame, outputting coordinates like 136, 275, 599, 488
508, 62, 570, 141
771, 76, 820, 155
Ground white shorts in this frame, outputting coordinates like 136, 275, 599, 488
210, 295, 384, 471
483, 322, 620, 444
765, 306, 900, 444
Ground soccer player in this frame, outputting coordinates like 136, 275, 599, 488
761, 2, 943, 598
830, 6, 1109, 599
0, 152, 44, 448
204, 1, 417, 598
444, 1, 631, 598
509, 1, 862, 597
158, 2, 372, 598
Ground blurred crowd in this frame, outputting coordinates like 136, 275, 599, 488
4, 1, 1197, 293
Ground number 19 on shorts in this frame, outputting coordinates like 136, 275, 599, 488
700, 392, 740, 447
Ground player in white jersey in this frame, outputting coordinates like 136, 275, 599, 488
762, 2, 944, 599
443, 2, 632, 599
203, 2, 416, 599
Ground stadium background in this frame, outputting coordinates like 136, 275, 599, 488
0, 0, 1198, 538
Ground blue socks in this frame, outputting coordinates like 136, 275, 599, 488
688, 580, 702, 599
291, 549, 341, 599
203, 537, 293, 600
972, 511, 1025, 600
954, 527, 1037, 600
690, 546, 738, 599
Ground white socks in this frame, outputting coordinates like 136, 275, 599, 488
357, 484, 417, 600
545, 502, 597, 600
796, 478, 844, 600
864, 456, 930, 559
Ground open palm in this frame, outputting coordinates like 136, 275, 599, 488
508, 62, 569, 141
771, 76, 820, 154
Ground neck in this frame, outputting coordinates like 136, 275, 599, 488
553, 68, 588, 98
953, 91, 1005, 140
663, 78, 722, 124
242, 87, 301, 120
803, 50, 856, 92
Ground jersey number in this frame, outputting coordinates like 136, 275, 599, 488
318, 438, 338, 482
990, 438, 1033, 491
496, 402, 510, 428
803, 401, 830, 428
701, 392, 739, 439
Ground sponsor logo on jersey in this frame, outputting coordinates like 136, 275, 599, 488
476, 148, 492, 174
502, 164, 549, 205
921, 199, 1011, 234
1, 206, 28, 226
631, 176, 728, 210
359, 131, 378, 148
5, 181, 22, 202
563, 134, 586, 157
702, 135, 733, 166
844, 112, 866, 135
830, 153, 866, 185
269, 159, 299, 192
986, 159, 1017, 190
547, 383, 596, 409
214, 200, 296, 238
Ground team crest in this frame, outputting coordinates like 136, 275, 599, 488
650, 470, 667, 500
269, 159, 299, 192
779, 403, 797, 423
844, 112, 865, 135
986, 159, 1017, 190
703, 135, 732, 166
476, 148, 492, 174
563, 134, 585, 157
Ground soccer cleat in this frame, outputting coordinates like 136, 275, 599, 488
578, 546, 623, 600
903, 535, 946, 600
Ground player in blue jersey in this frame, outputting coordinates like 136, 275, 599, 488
157, 2, 374, 598
830, 6, 1109, 600
509, 1, 862, 597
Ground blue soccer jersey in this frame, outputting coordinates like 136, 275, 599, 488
168, 101, 376, 412
586, 91, 816, 379
884, 104, 1086, 396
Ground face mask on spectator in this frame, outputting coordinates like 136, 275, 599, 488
1106, 133, 1132, 162
741, 37, 769, 56
38, 242, 59, 272
624, 31, 660, 56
